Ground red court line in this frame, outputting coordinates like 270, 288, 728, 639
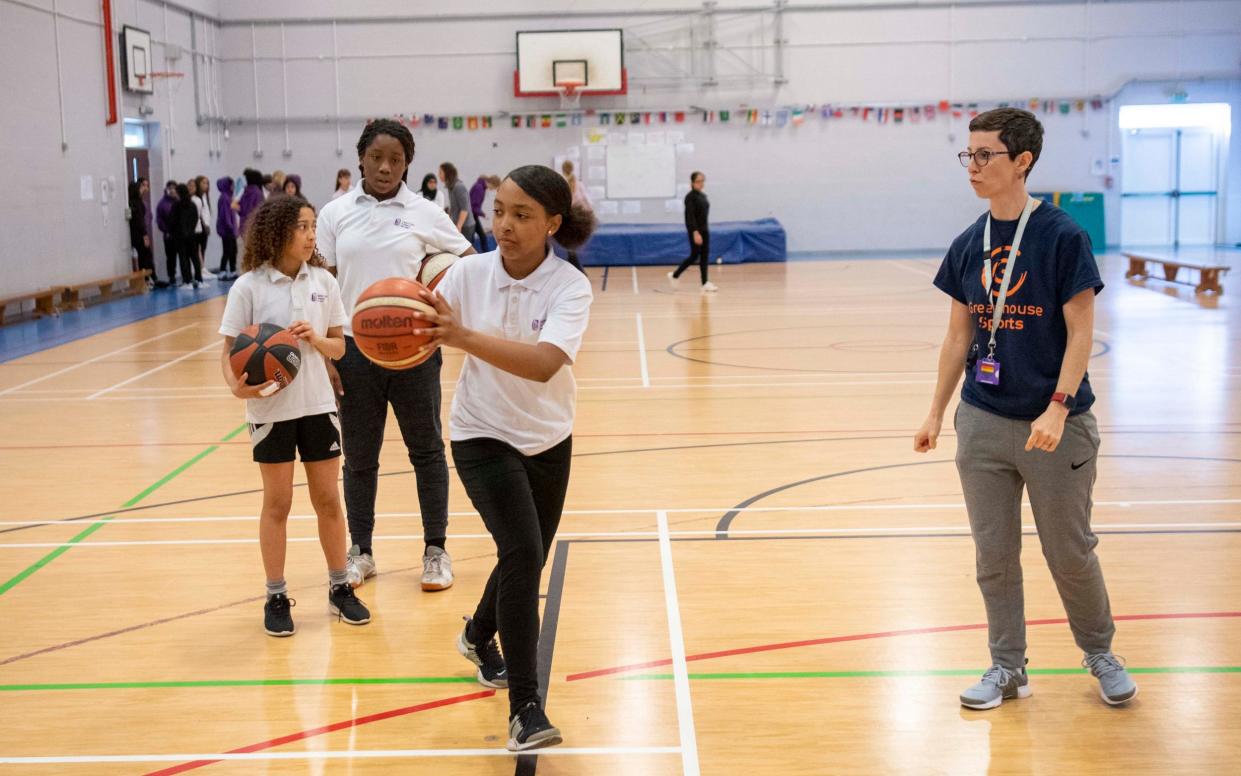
565, 611, 1241, 682
143, 610, 1241, 774
141, 689, 496, 776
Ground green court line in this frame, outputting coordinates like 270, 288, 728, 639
623, 666, 1241, 681
0, 423, 247, 597
0, 676, 474, 692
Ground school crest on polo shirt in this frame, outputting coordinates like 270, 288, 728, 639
393, 217, 416, 230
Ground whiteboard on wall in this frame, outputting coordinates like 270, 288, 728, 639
606, 144, 675, 199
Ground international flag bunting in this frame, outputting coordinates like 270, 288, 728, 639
938, 100, 950, 112
790, 108, 804, 126
1090, 98, 1104, 110
893, 108, 904, 124
675, 111, 686, 123
600, 112, 611, 125
408, 115, 421, 127
760, 110, 773, 126
452, 116, 464, 130
1029, 98, 1041, 110
616, 112, 627, 125
968, 103, 979, 118
659, 112, 668, 123
643, 112, 652, 124
877, 108, 888, 124
630, 112, 640, 124
924, 105, 936, 120
423, 114, 435, 126
511, 115, 522, 128
703, 111, 714, 123
1059, 102, 1071, 115
467, 116, 479, 130
862, 107, 872, 121
555, 114, 567, 128
437, 117, 448, 130
541, 115, 552, 128
482, 115, 492, 128
525, 115, 535, 128
571, 113, 583, 126
1075, 100, 1086, 112
951, 104, 963, 119
720, 110, 730, 123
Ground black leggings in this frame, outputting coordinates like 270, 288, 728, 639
452, 435, 572, 714
673, 229, 709, 284
163, 235, 178, 283
472, 219, 488, 252
177, 237, 201, 283
220, 235, 238, 274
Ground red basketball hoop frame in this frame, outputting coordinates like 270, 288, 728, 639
135, 70, 185, 90
555, 80, 585, 110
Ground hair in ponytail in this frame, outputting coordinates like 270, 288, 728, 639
504, 165, 597, 251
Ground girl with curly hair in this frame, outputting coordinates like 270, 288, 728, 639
219, 195, 370, 637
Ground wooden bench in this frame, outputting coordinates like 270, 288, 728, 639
1123, 252, 1230, 295
59, 270, 151, 311
0, 288, 61, 324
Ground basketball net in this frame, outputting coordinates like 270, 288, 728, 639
557, 82, 583, 111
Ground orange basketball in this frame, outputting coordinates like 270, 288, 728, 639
419, 252, 458, 291
229, 323, 301, 389
351, 277, 438, 369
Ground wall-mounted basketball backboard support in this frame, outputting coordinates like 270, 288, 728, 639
120, 26, 153, 94
515, 29, 626, 100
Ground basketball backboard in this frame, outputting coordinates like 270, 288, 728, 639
514, 29, 626, 98
120, 26, 153, 94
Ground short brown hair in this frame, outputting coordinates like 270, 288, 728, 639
968, 108, 1043, 179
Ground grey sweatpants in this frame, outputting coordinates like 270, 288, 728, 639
954, 400, 1116, 669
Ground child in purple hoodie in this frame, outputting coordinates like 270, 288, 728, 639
216, 176, 240, 280
155, 180, 179, 285
238, 168, 266, 236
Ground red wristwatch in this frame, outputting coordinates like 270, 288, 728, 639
1051, 392, 1077, 411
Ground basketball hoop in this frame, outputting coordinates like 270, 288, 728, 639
556, 81, 583, 110
147, 71, 185, 81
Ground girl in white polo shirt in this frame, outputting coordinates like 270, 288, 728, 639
412, 165, 595, 752
316, 119, 476, 593
219, 196, 371, 637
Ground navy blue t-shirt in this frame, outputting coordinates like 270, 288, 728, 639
933, 203, 1104, 421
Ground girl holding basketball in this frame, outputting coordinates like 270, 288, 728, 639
413, 165, 595, 751
219, 195, 370, 637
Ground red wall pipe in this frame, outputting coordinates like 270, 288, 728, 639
103, 0, 117, 125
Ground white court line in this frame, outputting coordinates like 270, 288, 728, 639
4, 522, 1239, 549
0, 746, 682, 765
86, 340, 221, 400
636, 312, 650, 388
656, 510, 701, 776
4, 499, 1240, 527
0, 324, 197, 397
632, 264, 640, 294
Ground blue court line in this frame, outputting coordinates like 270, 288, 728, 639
0, 284, 231, 364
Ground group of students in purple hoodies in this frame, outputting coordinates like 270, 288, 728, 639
143, 167, 304, 287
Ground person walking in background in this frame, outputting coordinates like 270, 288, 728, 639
156, 180, 179, 287
668, 171, 716, 293
216, 175, 239, 280
440, 163, 475, 239
469, 174, 501, 251
127, 178, 155, 287
331, 168, 352, 201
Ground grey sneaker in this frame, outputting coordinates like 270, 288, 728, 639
960, 662, 1031, 710
701, 280, 719, 293
507, 701, 562, 752
456, 617, 508, 689
666, 270, 679, 288
345, 545, 376, 588
421, 546, 453, 591
1084, 652, 1138, 705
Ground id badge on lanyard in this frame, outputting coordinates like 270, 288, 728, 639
975, 197, 1037, 386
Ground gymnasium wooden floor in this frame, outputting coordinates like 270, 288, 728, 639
1, 256, 1238, 775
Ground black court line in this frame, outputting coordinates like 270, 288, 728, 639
715, 453, 1241, 537
515, 539, 570, 776
601, 266, 609, 292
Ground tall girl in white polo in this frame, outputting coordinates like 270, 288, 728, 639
412, 165, 595, 752
315, 119, 475, 592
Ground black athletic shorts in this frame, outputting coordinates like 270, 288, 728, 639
249, 412, 342, 464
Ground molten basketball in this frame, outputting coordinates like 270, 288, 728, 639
419, 252, 458, 291
229, 323, 301, 389
351, 277, 438, 369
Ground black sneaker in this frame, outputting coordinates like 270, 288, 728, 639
264, 593, 296, 637
456, 617, 508, 689
328, 583, 371, 625
507, 701, 562, 752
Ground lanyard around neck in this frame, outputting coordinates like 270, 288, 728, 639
981, 196, 1037, 357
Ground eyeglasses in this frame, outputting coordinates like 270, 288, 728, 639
958, 149, 1015, 167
